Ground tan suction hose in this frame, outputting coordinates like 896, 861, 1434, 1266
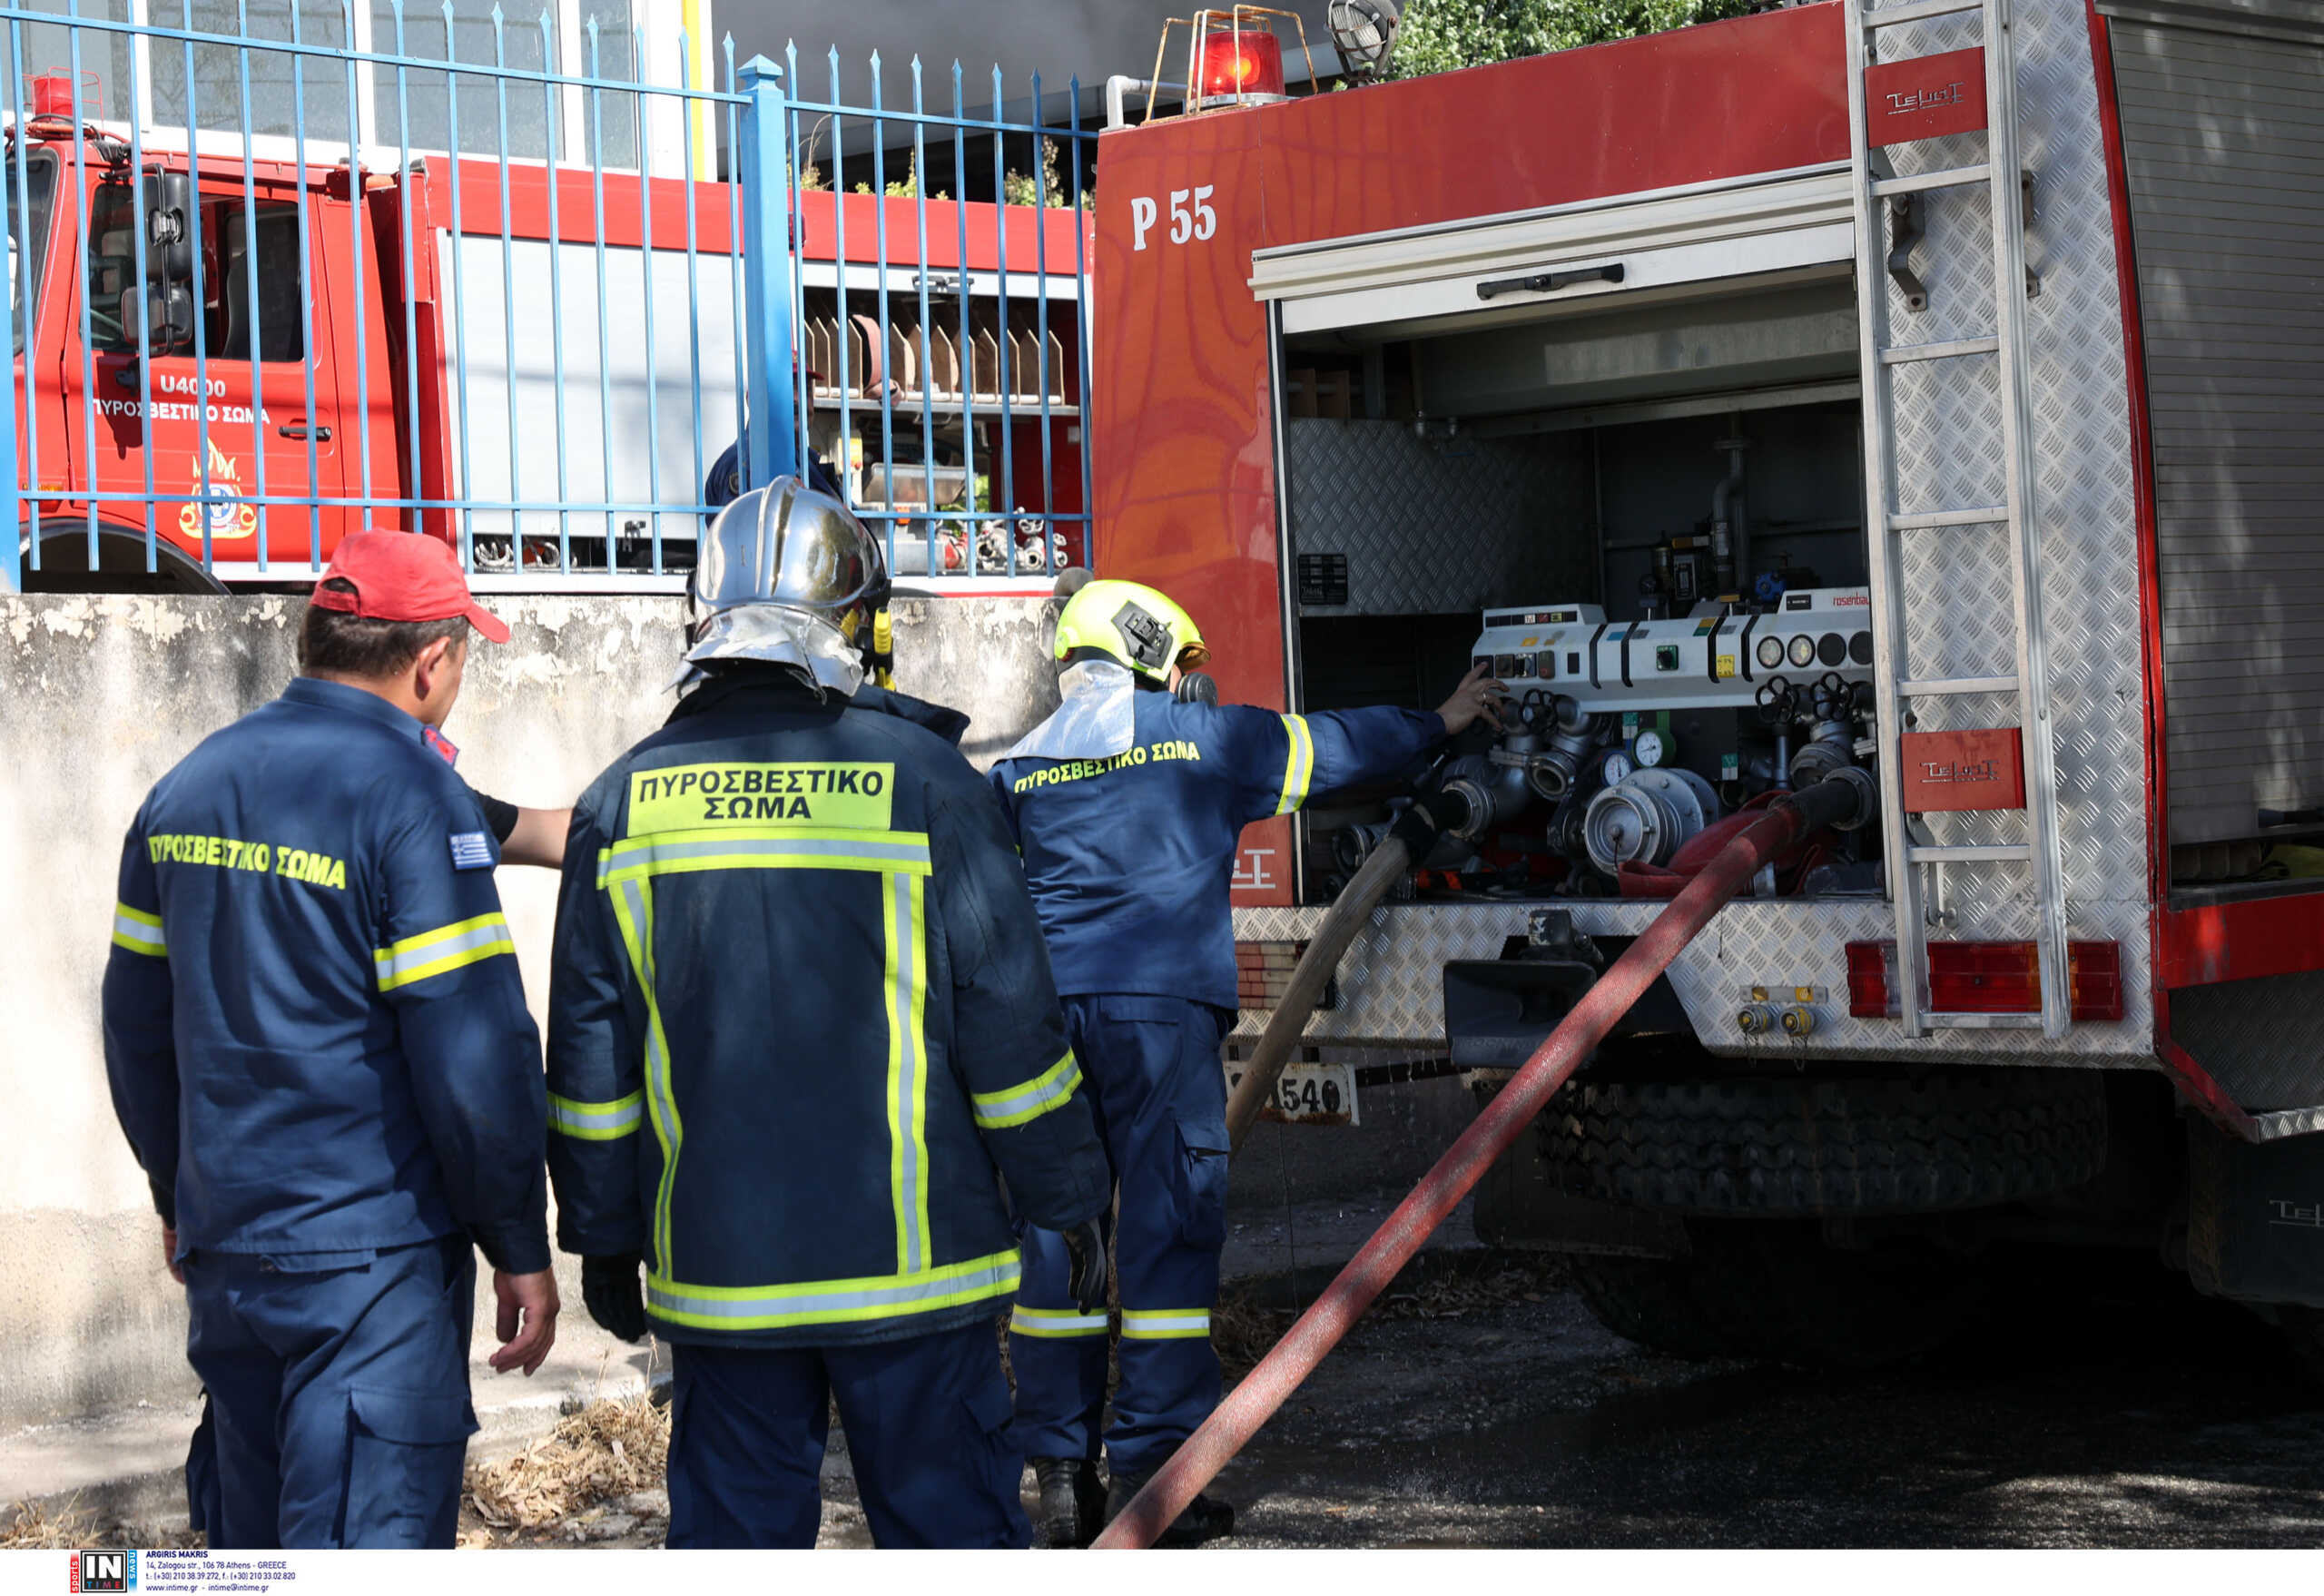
1223, 832, 1413, 1153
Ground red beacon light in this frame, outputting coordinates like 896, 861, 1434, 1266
1195, 27, 1285, 104
1147, 5, 1314, 120
22, 72, 103, 136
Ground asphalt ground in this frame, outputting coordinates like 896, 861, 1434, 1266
16, 1197, 2324, 1549
1161, 1246, 2324, 1550
715, 1235, 2324, 1551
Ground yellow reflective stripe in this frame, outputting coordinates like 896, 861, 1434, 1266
646, 1248, 1020, 1331
598, 827, 932, 886
971, 1051, 1082, 1130
112, 901, 168, 957
1122, 1307, 1212, 1341
610, 878, 681, 1273
1274, 715, 1314, 816
547, 1090, 645, 1141
374, 912, 515, 991
883, 873, 933, 1275
1011, 1304, 1110, 1339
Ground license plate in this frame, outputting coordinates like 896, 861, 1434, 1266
1222, 1059, 1358, 1127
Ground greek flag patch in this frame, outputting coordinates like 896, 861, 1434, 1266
448, 830, 497, 871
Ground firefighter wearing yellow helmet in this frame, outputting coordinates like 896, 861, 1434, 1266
990, 572, 1504, 1547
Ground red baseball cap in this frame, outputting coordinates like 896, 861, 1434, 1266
310, 530, 510, 645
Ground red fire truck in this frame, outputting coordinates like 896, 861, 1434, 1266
5, 82, 1088, 594
1089, 0, 2324, 1365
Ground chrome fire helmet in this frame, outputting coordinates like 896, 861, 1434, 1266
680, 477, 892, 695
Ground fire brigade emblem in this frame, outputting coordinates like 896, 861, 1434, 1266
177, 438, 259, 541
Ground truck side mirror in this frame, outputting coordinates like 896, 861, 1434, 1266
140, 171, 192, 283
124, 282, 194, 355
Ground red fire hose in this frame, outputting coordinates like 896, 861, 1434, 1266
1093, 772, 1870, 1549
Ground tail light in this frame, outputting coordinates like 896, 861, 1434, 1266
1845, 940, 2123, 1022
1195, 28, 1285, 103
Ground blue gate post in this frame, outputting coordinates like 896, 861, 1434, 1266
0, 205, 17, 589
735, 55, 800, 490
1, 218, 17, 592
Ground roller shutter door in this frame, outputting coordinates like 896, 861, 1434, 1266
2108, 8, 2324, 845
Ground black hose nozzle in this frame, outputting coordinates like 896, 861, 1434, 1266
1782, 765, 1877, 835
1389, 783, 1475, 860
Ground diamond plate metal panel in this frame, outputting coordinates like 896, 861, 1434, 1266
1234, 894, 2155, 1067
1285, 419, 1597, 615
2170, 974, 2324, 1110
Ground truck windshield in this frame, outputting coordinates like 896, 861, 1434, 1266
5, 147, 56, 356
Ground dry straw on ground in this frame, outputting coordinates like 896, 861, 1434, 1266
465, 1387, 670, 1533
1, 1496, 94, 1550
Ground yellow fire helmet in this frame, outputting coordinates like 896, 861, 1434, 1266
1053, 577, 1210, 683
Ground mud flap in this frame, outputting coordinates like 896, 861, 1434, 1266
2188, 1118, 2324, 1308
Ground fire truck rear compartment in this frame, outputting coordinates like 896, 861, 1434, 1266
1279, 277, 1880, 905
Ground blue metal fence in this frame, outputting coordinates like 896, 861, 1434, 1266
0, 1, 1094, 594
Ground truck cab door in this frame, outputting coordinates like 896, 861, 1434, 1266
66, 167, 343, 575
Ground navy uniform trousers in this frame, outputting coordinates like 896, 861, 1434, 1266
183, 1236, 477, 1549
666, 1321, 1030, 1548
1010, 994, 1232, 1479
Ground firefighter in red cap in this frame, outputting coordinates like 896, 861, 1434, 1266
103, 530, 559, 1550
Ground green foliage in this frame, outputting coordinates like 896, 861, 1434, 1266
1387, 0, 1757, 78
871, 156, 948, 202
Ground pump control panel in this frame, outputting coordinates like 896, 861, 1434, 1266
1471, 588, 1876, 716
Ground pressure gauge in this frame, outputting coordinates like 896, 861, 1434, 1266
1632, 729, 1668, 769
1600, 749, 1635, 785
1787, 634, 1817, 669
1756, 635, 1786, 670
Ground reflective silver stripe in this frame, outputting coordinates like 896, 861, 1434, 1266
646, 1251, 1021, 1326
892, 874, 926, 1275
373, 916, 514, 990
971, 1053, 1081, 1129
111, 908, 168, 955
1010, 1305, 1109, 1337
598, 832, 931, 883
620, 877, 683, 1271
547, 1094, 643, 1138
1122, 1309, 1213, 1339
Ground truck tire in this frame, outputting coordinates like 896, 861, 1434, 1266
1540, 1071, 2108, 1216
1570, 1220, 1986, 1369
1567, 1248, 1757, 1360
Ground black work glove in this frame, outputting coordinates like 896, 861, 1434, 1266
581, 1253, 648, 1343
1061, 1218, 1108, 1316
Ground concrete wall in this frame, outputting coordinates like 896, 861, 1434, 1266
0, 592, 1060, 1429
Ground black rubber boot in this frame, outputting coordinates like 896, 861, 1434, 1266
1029, 1456, 1105, 1549
1103, 1465, 1236, 1548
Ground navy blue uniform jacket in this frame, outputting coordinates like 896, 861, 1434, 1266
546, 671, 1109, 1347
990, 685, 1444, 1010
102, 677, 550, 1273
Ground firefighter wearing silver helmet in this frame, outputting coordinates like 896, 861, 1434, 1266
546, 478, 1110, 1548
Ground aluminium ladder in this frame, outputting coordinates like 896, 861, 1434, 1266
1844, 0, 2072, 1038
